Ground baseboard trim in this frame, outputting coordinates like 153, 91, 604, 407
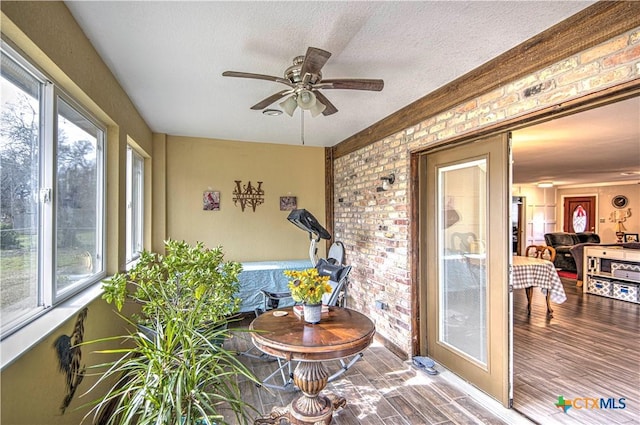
374, 333, 408, 361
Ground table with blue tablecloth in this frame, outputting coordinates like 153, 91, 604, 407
237, 259, 312, 313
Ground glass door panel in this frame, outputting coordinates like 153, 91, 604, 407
439, 160, 488, 365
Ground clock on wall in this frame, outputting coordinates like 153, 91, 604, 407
612, 195, 628, 209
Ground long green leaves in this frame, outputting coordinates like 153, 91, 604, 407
84, 240, 259, 425
81, 312, 260, 424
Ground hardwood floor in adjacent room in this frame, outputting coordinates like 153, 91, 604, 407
513, 278, 640, 424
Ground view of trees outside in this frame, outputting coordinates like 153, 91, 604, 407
55, 99, 100, 293
1, 72, 40, 326
1, 58, 101, 330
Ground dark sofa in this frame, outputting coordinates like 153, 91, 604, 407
544, 232, 601, 272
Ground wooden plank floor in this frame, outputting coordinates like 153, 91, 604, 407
224, 319, 529, 425
223, 280, 639, 425
513, 278, 640, 424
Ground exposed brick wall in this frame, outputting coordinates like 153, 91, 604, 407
334, 27, 640, 356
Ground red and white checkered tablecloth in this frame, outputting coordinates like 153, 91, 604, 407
512, 256, 567, 304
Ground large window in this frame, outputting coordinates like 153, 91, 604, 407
0, 44, 105, 337
126, 145, 144, 263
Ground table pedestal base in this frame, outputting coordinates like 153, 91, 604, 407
254, 362, 346, 425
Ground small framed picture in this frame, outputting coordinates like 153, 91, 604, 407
280, 196, 297, 211
623, 233, 639, 243
203, 190, 220, 211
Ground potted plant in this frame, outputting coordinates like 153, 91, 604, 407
81, 240, 260, 424
81, 297, 260, 424
102, 239, 242, 329
284, 268, 332, 323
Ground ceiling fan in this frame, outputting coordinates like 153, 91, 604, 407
222, 47, 384, 117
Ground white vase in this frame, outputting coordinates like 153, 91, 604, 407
303, 303, 322, 324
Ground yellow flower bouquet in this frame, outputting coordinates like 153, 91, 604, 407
284, 268, 332, 305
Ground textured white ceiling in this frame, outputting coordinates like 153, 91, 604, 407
65, 1, 596, 147
65, 1, 639, 187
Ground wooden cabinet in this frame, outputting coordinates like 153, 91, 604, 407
583, 246, 640, 303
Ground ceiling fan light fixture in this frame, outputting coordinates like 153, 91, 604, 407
280, 96, 298, 117
224, 47, 382, 118
310, 99, 326, 117
296, 89, 316, 110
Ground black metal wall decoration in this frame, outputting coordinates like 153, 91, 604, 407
232, 180, 265, 212
53, 307, 88, 414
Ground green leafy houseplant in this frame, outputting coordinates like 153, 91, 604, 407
81, 302, 260, 424
82, 240, 259, 424
102, 239, 242, 327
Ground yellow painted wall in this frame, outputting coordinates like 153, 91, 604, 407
1, 300, 137, 425
165, 136, 326, 261
1, 2, 152, 423
0, 3, 325, 422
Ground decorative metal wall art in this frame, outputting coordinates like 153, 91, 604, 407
233, 180, 264, 212
54, 307, 88, 414
609, 208, 632, 225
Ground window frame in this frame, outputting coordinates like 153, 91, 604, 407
126, 144, 144, 264
51, 89, 106, 304
1, 41, 107, 338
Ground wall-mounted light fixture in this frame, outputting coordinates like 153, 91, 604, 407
377, 173, 396, 192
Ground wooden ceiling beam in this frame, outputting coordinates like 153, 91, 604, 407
331, 2, 640, 159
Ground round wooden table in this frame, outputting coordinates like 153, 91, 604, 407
250, 306, 375, 425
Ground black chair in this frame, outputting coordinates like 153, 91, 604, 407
253, 241, 347, 316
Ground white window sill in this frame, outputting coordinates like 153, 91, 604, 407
0, 281, 104, 370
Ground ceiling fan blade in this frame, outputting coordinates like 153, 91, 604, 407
319, 79, 384, 91
251, 90, 291, 110
314, 91, 338, 116
222, 71, 294, 87
250, 90, 292, 110
300, 47, 332, 77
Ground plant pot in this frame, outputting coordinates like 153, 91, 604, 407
303, 303, 322, 324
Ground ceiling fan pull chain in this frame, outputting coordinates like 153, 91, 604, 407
301, 110, 305, 145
